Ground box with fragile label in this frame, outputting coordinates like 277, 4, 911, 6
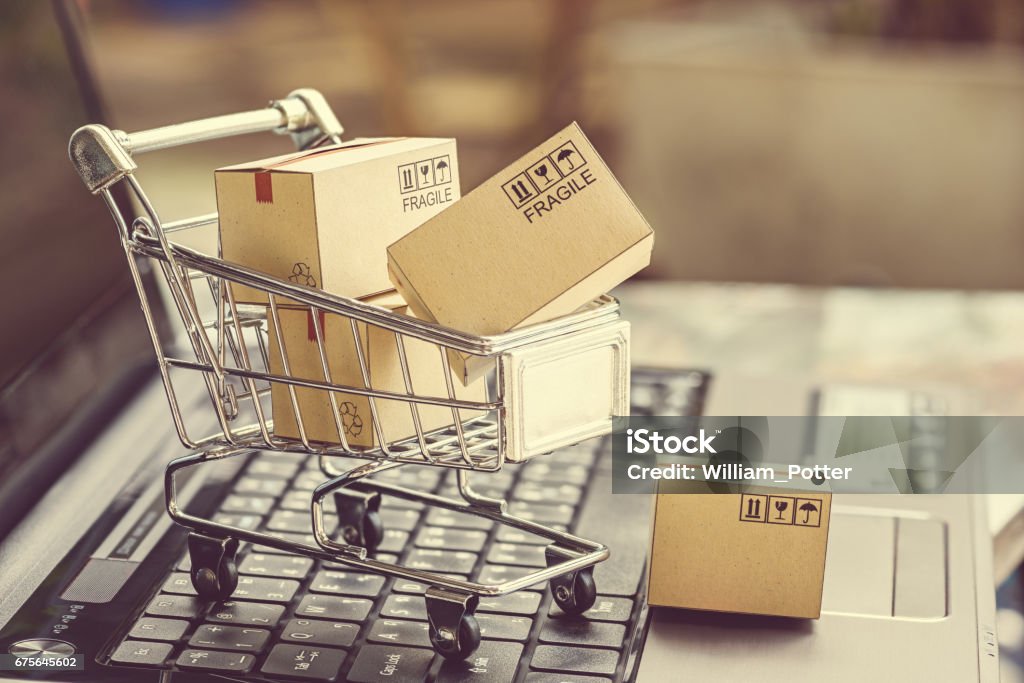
217, 137, 459, 304
267, 291, 487, 448
647, 482, 832, 619
387, 122, 653, 384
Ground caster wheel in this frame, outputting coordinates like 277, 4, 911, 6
188, 533, 239, 601
361, 510, 384, 551
430, 614, 481, 661
552, 569, 597, 615
191, 554, 238, 600
340, 509, 384, 550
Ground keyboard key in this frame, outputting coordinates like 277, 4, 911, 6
129, 617, 188, 642
162, 572, 198, 595
475, 614, 533, 642
476, 564, 534, 586
425, 508, 492, 531
176, 649, 255, 674
549, 597, 634, 623
389, 575, 470, 595
310, 570, 386, 598
347, 645, 435, 683
378, 529, 410, 554
380, 594, 426, 620
380, 495, 424, 511
538, 620, 626, 648
252, 531, 318, 555
295, 594, 373, 622
232, 576, 300, 603
292, 470, 326, 491
246, 457, 302, 479
110, 640, 173, 666
212, 512, 264, 530
486, 544, 546, 568
524, 674, 612, 683
367, 618, 431, 648
207, 601, 284, 627
494, 527, 560, 546
436, 641, 523, 682
407, 549, 478, 574
268, 509, 335, 535
415, 527, 488, 553
478, 592, 542, 616
281, 619, 360, 648
235, 476, 287, 496
145, 594, 202, 619
220, 494, 275, 515
261, 644, 347, 681
281, 489, 326, 512
531, 646, 619, 676
508, 503, 575, 526
512, 483, 583, 506
520, 463, 588, 486
239, 552, 313, 579
189, 624, 270, 652
381, 508, 423, 532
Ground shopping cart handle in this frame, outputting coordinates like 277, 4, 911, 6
69, 88, 343, 193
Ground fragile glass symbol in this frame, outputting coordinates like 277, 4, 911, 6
534, 163, 551, 184
774, 499, 789, 520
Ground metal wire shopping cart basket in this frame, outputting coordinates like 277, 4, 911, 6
69, 89, 630, 660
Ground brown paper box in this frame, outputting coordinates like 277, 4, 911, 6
387, 122, 654, 384
647, 482, 831, 619
218, 137, 460, 305
267, 292, 487, 448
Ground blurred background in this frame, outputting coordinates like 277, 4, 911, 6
4, 0, 1024, 677
69, 0, 1024, 289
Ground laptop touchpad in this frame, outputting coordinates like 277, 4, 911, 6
821, 512, 947, 618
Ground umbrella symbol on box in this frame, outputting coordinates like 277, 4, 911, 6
557, 148, 577, 169
436, 159, 448, 181
799, 501, 818, 524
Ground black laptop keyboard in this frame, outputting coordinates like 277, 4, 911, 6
107, 368, 709, 682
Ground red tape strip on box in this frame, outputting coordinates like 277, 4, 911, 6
307, 310, 326, 342
254, 171, 273, 203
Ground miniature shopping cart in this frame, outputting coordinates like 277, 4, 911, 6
69, 89, 629, 660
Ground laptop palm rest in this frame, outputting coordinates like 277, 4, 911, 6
822, 510, 947, 618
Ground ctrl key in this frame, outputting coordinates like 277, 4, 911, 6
110, 640, 173, 666
176, 648, 254, 673
261, 644, 346, 681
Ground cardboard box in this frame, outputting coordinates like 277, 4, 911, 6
267, 291, 487, 448
218, 137, 460, 304
647, 483, 831, 619
387, 122, 653, 384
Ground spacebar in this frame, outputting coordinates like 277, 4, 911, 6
575, 470, 650, 596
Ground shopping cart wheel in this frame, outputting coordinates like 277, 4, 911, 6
551, 568, 597, 615
334, 489, 383, 550
188, 532, 239, 600
546, 545, 598, 615
425, 588, 481, 660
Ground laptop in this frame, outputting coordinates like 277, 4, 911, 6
0, 3, 999, 681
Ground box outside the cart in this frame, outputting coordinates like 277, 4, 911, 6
647, 480, 832, 619
267, 291, 487, 449
217, 137, 460, 305
387, 122, 654, 385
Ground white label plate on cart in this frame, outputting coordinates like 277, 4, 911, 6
501, 321, 630, 462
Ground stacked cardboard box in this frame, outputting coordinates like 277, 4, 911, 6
388, 122, 654, 384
